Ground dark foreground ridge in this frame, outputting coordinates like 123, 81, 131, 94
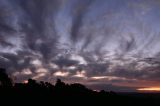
0, 68, 160, 105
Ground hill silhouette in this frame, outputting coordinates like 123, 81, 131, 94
0, 68, 160, 105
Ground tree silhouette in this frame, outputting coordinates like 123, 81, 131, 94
0, 68, 159, 105
55, 79, 65, 87
0, 68, 12, 87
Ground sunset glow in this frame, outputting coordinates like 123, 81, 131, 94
1, 0, 160, 92
137, 87, 160, 92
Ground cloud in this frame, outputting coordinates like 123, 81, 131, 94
53, 56, 79, 68
53, 71, 70, 77
72, 70, 87, 79
32, 73, 47, 80
0, 0, 160, 91
21, 69, 32, 75
90, 76, 127, 81
70, 0, 94, 42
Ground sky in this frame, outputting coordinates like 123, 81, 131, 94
0, 0, 160, 92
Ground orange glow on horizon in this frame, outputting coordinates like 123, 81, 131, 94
137, 87, 160, 92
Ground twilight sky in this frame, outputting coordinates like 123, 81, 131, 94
0, 0, 160, 92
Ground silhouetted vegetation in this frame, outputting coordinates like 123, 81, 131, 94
0, 68, 160, 105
